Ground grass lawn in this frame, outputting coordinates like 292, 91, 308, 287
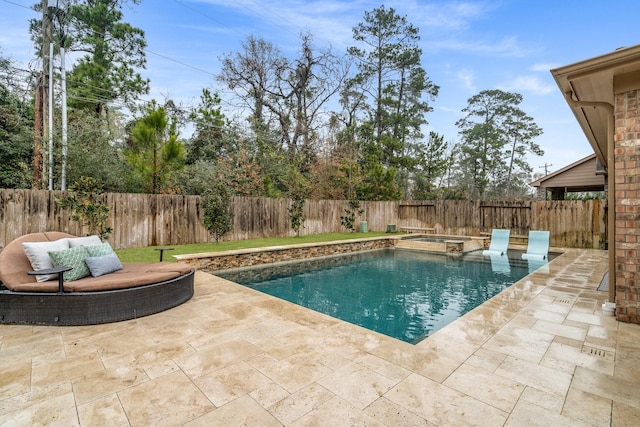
115, 231, 392, 263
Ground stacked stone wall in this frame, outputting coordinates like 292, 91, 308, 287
176, 238, 396, 272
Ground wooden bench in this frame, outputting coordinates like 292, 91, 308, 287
400, 226, 435, 234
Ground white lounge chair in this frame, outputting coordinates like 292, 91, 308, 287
488, 253, 511, 274
526, 257, 549, 274
482, 229, 510, 256
521, 230, 550, 260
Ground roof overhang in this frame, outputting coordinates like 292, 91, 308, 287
530, 154, 596, 187
551, 44, 640, 169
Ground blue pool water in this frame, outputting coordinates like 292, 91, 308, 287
217, 249, 540, 344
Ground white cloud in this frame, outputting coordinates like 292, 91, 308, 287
429, 35, 533, 58
438, 105, 460, 113
531, 63, 559, 72
498, 75, 555, 95
456, 69, 476, 92
398, 0, 497, 33
194, 0, 365, 51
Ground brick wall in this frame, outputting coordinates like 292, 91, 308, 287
614, 89, 640, 322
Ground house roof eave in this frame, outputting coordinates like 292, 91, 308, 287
529, 153, 597, 187
551, 44, 640, 168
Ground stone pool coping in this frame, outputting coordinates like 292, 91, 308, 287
173, 235, 570, 274
173, 236, 401, 272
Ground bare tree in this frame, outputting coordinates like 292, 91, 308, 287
217, 35, 286, 139
217, 33, 350, 186
282, 34, 348, 167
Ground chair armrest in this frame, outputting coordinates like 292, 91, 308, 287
28, 266, 73, 293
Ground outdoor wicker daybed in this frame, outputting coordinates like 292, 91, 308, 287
0, 232, 195, 326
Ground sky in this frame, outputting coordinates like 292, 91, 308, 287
2, 0, 640, 179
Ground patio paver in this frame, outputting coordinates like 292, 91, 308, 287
1, 248, 639, 426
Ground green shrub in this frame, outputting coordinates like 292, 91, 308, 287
56, 176, 113, 241
202, 185, 233, 242
340, 199, 364, 232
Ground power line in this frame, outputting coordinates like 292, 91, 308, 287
171, 0, 249, 39
3, 64, 126, 101
245, 0, 299, 32
3, 0, 299, 93
2, 0, 336, 90
1, 0, 332, 119
3, 0, 217, 82
145, 48, 217, 77
0, 0, 33, 10
67, 94, 130, 108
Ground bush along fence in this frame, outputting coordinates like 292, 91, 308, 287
0, 189, 607, 250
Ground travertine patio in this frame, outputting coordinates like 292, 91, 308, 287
1, 248, 639, 426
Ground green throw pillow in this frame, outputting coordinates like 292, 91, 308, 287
48, 246, 91, 282
85, 242, 115, 257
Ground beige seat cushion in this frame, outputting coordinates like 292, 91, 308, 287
0, 232, 74, 290
1, 232, 192, 293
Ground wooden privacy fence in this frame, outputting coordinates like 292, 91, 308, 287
398, 199, 607, 249
0, 189, 607, 250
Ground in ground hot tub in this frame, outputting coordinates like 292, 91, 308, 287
397, 234, 486, 255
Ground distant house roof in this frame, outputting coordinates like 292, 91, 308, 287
530, 154, 605, 195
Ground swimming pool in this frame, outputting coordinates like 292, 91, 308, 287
217, 249, 541, 344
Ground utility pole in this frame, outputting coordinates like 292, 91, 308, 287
56, 1, 69, 190
48, 41, 54, 190
539, 163, 552, 175
40, 0, 70, 190
38, 0, 54, 190
33, 75, 44, 189
34, 0, 54, 189
60, 47, 67, 190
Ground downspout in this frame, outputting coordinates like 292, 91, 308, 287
563, 91, 616, 306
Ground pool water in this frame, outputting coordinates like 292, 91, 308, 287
217, 249, 537, 344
